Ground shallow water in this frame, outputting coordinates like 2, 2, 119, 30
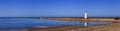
0, 18, 112, 29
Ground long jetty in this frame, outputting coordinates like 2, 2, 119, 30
42, 18, 120, 22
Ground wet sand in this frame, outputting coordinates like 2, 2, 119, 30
28, 26, 85, 31
28, 22, 120, 31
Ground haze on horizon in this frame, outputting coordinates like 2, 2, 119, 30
0, 0, 120, 17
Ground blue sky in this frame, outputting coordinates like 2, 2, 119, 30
0, 0, 120, 17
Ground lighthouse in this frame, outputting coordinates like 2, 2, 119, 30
84, 11, 88, 19
84, 11, 88, 26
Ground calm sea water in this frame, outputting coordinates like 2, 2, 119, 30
0, 18, 112, 29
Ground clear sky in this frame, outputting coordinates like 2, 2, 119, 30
0, 0, 120, 17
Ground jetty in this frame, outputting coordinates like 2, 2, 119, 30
42, 18, 119, 22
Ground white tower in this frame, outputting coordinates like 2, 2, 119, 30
84, 11, 88, 19
84, 11, 88, 26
